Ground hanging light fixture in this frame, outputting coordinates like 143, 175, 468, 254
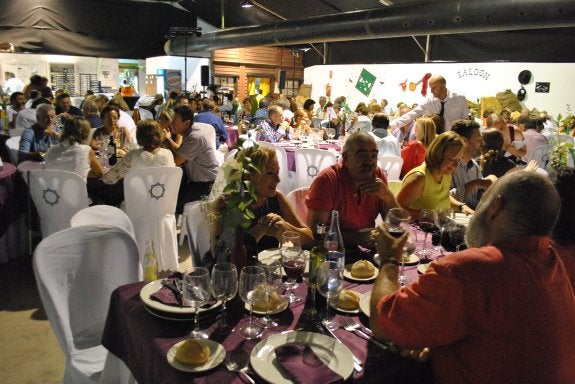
241, 0, 254, 8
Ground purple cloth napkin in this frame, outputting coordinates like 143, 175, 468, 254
275, 344, 344, 384
150, 285, 182, 306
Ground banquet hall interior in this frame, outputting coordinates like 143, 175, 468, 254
1, 0, 575, 383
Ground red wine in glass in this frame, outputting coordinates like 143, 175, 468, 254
283, 259, 305, 280
387, 228, 405, 238
419, 222, 436, 233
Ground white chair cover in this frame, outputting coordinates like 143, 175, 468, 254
293, 148, 338, 190
183, 201, 211, 267
33, 225, 140, 384
71, 205, 135, 237
137, 108, 154, 120
257, 141, 292, 194
124, 166, 182, 272
285, 187, 310, 223
378, 155, 404, 181
29, 169, 90, 238
529, 144, 553, 171
6, 136, 20, 164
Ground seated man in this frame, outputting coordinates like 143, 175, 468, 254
55, 92, 83, 119
18, 102, 60, 162
450, 119, 494, 210
370, 171, 575, 383
306, 131, 398, 248
194, 98, 227, 149
169, 105, 219, 214
255, 105, 286, 143
368, 113, 400, 157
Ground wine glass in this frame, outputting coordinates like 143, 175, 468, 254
417, 209, 436, 262
210, 263, 238, 328
183, 267, 211, 339
256, 253, 283, 328
326, 128, 336, 141
385, 208, 414, 285
238, 266, 266, 339
280, 231, 304, 303
434, 208, 454, 257
448, 222, 467, 252
317, 260, 342, 330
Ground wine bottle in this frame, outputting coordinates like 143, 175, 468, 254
108, 134, 117, 166
325, 210, 345, 270
143, 240, 158, 282
309, 223, 327, 287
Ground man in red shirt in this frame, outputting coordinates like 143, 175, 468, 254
370, 171, 575, 383
306, 131, 398, 248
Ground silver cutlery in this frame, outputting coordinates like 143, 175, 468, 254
322, 322, 363, 372
224, 355, 256, 384
340, 316, 388, 351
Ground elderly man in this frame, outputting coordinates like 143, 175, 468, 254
370, 171, 575, 383
255, 105, 286, 143
194, 98, 227, 149
18, 103, 60, 162
306, 131, 398, 248
170, 105, 219, 213
389, 74, 469, 133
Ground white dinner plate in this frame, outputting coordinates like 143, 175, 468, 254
452, 213, 471, 227
250, 331, 354, 384
359, 291, 371, 318
417, 263, 431, 275
343, 263, 379, 282
167, 339, 225, 373
246, 296, 289, 315
373, 253, 419, 267
330, 291, 362, 314
290, 140, 302, 144
140, 280, 221, 315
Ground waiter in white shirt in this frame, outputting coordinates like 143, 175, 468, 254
389, 74, 469, 133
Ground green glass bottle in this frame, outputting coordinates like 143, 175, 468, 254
309, 223, 327, 288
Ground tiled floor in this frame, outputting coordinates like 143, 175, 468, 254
0, 239, 191, 383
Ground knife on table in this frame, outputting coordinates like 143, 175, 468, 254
322, 323, 363, 372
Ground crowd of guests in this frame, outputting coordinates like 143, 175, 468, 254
3, 72, 575, 382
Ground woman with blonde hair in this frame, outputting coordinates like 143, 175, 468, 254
400, 117, 436, 178
157, 109, 182, 150
397, 131, 472, 220
210, 144, 312, 268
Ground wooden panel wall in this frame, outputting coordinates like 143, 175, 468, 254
213, 46, 304, 99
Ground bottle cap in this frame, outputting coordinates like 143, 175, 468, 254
316, 223, 326, 234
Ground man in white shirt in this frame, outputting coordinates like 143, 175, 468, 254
389, 74, 469, 133
3, 72, 24, 94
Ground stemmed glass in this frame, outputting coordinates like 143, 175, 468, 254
183, 267, 211, 339
210, 263, 238, 328
448, 222, 467, 252
326, 128, 336, 141
317, 260, 342, 330
434, 208, 454, 257
257, 253, 283, 328
417, 209, 436, 263
385, 207, 414, 286
238, 266, 266, 339
280, 231, 305, 303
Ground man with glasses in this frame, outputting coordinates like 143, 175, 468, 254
306, 131, 398, 248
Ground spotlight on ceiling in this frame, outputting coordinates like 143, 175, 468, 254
241, 0, 254, 8
379, 0, 394, 6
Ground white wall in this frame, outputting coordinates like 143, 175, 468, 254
145, 56, 209, 94
304, 62, 575, 120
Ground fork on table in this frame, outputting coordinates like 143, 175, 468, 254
224, 355, 255, 384
340, 316, 388, 350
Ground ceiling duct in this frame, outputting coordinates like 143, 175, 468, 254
165, 0, 575, 55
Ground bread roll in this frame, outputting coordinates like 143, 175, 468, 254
336, 290, 360, 311
351, 260, 376, 278
252, 285, 282, 311
175, 339, 211, 365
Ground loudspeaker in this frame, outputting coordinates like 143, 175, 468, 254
201, 66, 210, 87
279, 70, 286, 90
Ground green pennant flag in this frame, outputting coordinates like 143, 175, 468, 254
355, 68, 376, 97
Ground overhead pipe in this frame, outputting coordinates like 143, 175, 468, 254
165, 0, 575, 55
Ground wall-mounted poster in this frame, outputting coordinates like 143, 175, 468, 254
535, 82, 550, 93
355, 68, 376, 97
165, 70, 182, 92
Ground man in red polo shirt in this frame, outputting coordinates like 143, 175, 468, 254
370, 171, 575, 383
306, 131, 398, 247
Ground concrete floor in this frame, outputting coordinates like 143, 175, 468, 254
0, 237, 191, 384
